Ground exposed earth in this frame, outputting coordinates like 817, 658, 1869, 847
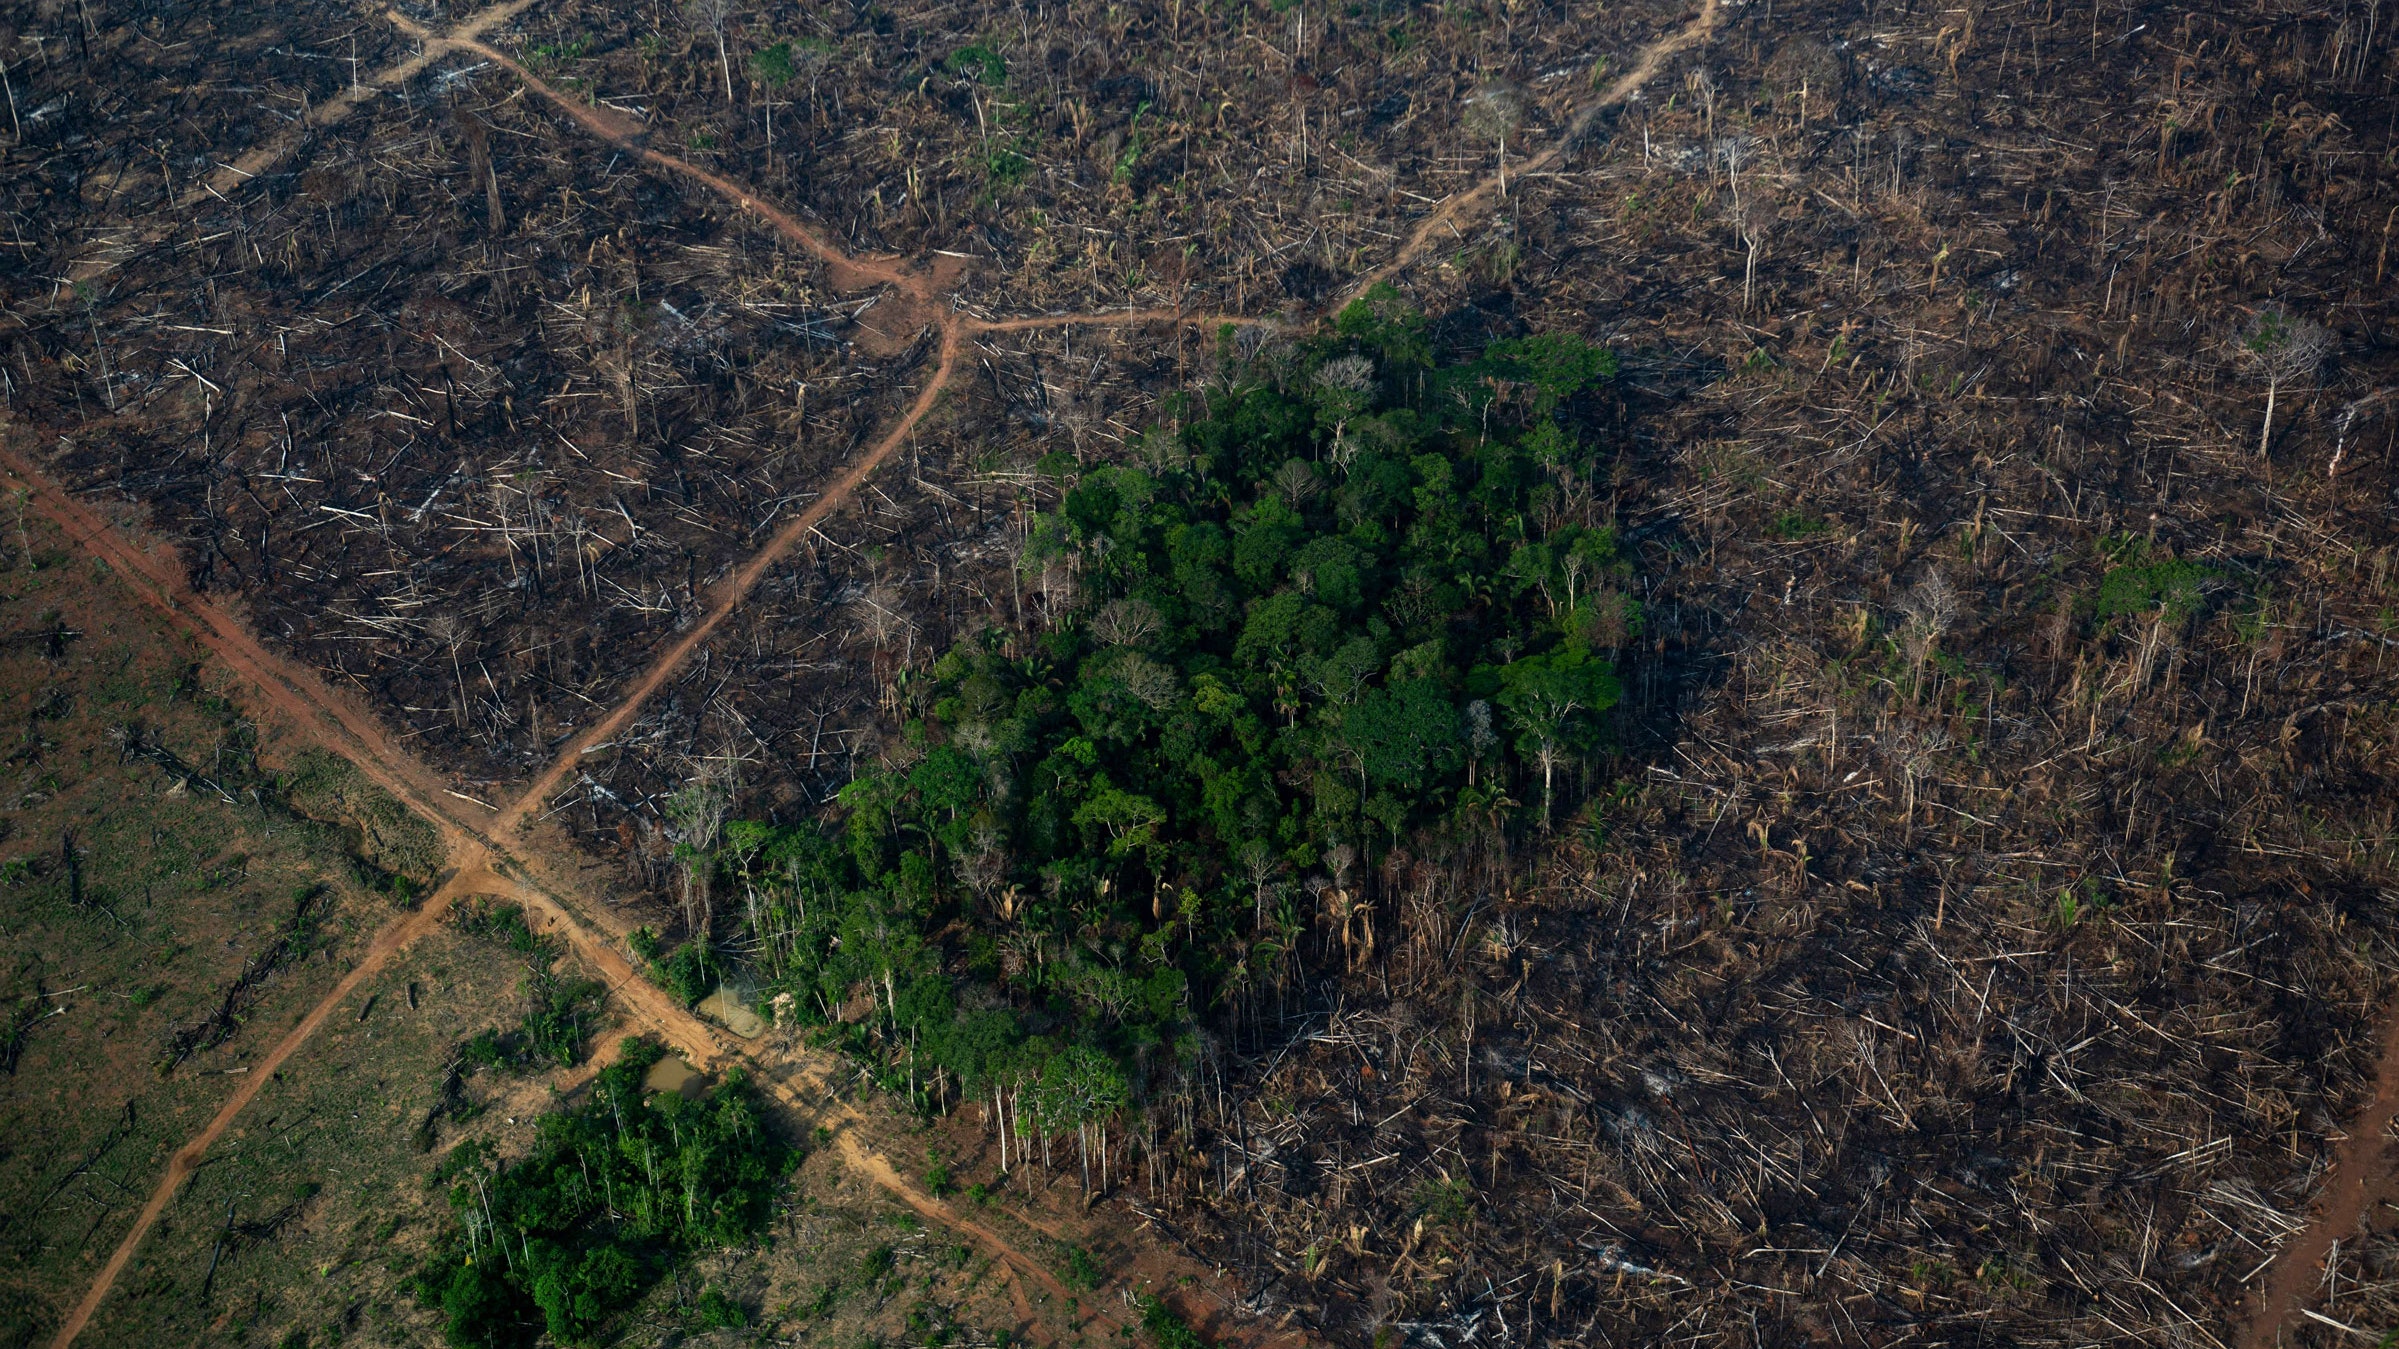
3, 0, 2398, 1346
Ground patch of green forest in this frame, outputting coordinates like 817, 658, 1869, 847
412, 1038, 794, 1346
664, 288, 1635, 1153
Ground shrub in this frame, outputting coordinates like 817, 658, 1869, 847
2096, 559, 2215, 625
695, 1285, 749, 1328
650, 937, 721, 1007
455, 898, 539, 954
944, 43, 1006, 83
1139, 1296, 1209, 1349
750, 41, 796, 85
1413, 1177, 1474, 1227
628, 926, 663, 961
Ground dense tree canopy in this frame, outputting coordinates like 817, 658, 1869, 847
665, 289, 1634, 1155
413, 1040, 794, 1346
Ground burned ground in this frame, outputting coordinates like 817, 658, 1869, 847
3, 0, 2398, 1345
1133, 2, 2399, 1347
6, 8, 913, 793
505, 0, 1697, 313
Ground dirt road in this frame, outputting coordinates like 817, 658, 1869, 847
1335, 0, 1722, 310
0, 449, 492, 853
23, 0, 1730, 1340
41, 865, 477, 1349
2241, 1006, 2399, 1349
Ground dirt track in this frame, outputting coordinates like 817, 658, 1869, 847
2242, 1008, 2399, 1349
40, 871, 476, 1349
21, 0, 1731, 1341
1336, 0, 1722, 309
65, 0, 546, 291
497, 320, 965, 833
0, 448, 492, 851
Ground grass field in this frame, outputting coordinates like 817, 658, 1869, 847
0, 501, 1118, 1349
0, 509, 448, 1346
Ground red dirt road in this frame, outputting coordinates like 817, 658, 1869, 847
24, 0, 1732, 1340
2242, 1002, 2399, 1349
1336, 0, 1722, 311
41, 872, 473, 1349
0, 447, 495, 850
499, 321, 965, 833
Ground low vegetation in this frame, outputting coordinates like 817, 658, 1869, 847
0, 509, 452, 1345
452, 900, 607, 1072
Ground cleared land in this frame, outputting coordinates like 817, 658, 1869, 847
3, 0, 2398, 1348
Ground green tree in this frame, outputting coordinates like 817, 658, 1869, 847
414, 1041, 795, 1347
1071, 780, 1167, 860
1496, 647, 1619, 828
1333, 284, 1432, 368
1344, 679, 1464, 796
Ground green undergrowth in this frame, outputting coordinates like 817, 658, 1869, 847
1139, 1294, 1211, 1349
81, 925, 533, 1349
627, 922, 723, 1008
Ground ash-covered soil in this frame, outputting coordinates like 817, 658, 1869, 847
4, 0, 2398, 1345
